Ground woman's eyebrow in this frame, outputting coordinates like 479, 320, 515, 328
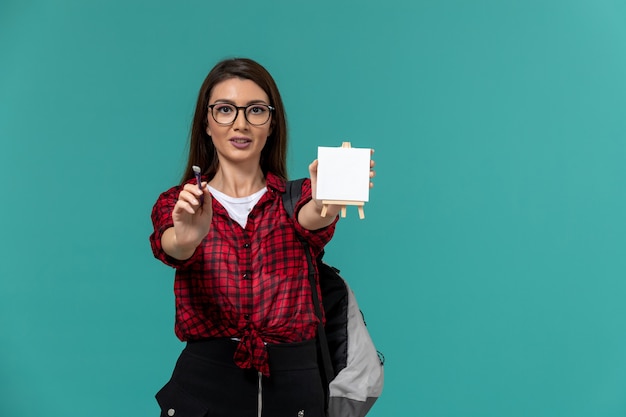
211, 99, 270, 105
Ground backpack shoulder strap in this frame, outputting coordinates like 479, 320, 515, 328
282, 178, 336, 395
282, 178, 306, 218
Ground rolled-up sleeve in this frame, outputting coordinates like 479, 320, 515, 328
291, 178, 338, 256
149, 185, 202, 269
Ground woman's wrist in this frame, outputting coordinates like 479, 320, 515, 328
162, 228, 199, 261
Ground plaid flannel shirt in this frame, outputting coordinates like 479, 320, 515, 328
150, 172, 337, 376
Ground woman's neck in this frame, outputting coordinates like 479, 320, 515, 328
209, 164, 266, 198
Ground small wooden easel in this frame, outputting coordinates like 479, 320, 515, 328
320, 142, 366, 219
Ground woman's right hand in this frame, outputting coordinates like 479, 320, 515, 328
162, 182, 212, 260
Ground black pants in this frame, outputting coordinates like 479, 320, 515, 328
156, 338, 325, 417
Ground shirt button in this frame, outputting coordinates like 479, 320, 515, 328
244, 314, 251, 320
167, 409, 175, 416
242, 273, 249, 280
243, 243, 251, 248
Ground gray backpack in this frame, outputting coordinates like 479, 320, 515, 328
283, 179, 384, 417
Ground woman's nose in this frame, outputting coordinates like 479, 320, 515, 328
232, 108, 249, 129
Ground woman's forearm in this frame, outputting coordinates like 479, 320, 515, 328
297, 199, 339, 230
161, 227, 199, 260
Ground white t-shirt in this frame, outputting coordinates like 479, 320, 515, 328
208, 185, 268, 228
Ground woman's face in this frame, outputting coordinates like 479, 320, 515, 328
206, 78, 273, 168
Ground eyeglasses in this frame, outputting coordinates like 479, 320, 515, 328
208, 103, 275, 126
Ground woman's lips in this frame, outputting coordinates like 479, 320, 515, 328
230, 137, 252, 149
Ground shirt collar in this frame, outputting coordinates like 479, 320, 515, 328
265, 172, 286, 194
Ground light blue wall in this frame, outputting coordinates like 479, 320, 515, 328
2, 1, 626, 416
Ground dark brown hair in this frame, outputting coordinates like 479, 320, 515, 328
180, 58, 288, 184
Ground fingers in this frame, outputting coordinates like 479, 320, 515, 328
175, 194, 199, 215
176, 184, 206, 214
369, 152, 376, 188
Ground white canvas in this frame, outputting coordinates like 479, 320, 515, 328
316, 146, 371, 202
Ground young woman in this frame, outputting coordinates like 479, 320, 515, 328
150, 58, 375, 417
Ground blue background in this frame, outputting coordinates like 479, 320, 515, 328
2, 1, 626, 416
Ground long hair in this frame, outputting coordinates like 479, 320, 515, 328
180, 58, 288, 184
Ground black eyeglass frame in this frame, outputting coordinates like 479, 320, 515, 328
207, 103, 275, 126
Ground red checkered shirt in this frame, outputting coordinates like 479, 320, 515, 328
150, 172, 337, 376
